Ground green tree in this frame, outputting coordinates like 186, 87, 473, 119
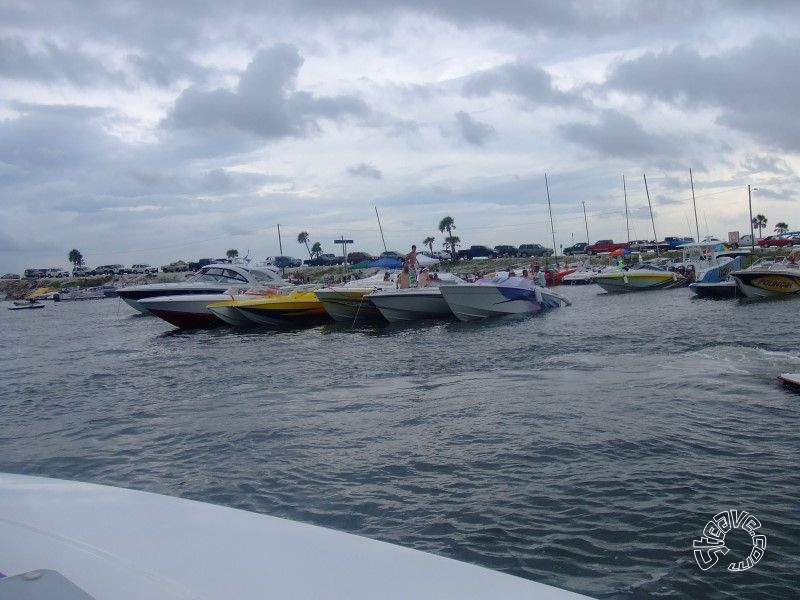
438, 216, 457, 259
68, 249, 84, 267
774, 222, 789, 234
423, 236, 435, 255
226, 249, 239, 260
444, 235, 461, 257
752, 214, 768, 238
297, 231, 312, 258
311, 241, 322, 258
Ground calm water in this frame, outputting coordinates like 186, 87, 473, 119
1, 286, 798, 599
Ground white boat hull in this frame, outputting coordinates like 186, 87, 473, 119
440, 282, 563, 321
0, 473, 590, 600
367, 288, 453, 322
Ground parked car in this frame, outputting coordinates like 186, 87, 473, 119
92, 264, 126, 276
457, 245, 498, 260
23, 268, 47, 278
45, 268, 70, 278
130, 263, 159, 274
161, 261, 191, 272
346, 251, 375, 264
267, 256, 302, 269
518, 243, 554, 257
71, 267, 92, 277
584, 240, 629, 255
494, 245, 518, 257
1, 273, 20, 279
379, 250, 406, 261
626, 240, 652, 252
563, 242, 589, 255
758, 235, 798, 248
304, 253, 342, 267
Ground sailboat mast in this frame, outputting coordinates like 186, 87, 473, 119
544, 173, 558, 266
689, 168, 700, 242
643, 174, 659, 257
374, 205, 387, 253
623, 174, 630, 245
583, 201, 590, 245
277, 224, 283, 255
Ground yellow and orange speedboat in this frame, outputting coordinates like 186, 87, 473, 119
209, 290, 330, 327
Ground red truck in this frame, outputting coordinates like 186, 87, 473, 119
585, 240, 630, 255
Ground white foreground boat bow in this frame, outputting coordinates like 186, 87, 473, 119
0, 473, 591, 600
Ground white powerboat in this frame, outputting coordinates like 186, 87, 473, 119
117, 263, 286, 314
439, 274, 569, 321
731, 258, 800, 299
365, 274, 465, 322
139, 286, 286, 329
53, 286, 106, 301
0, 473, 592, 600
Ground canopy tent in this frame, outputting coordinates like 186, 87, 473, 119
367, 257, 404, 269
416, 254, 440, 267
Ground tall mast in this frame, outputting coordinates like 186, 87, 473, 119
582, 201, 590, 244
689, 168, 700, 242
643, 174, 659, 257
374, 205, 387, 253
277, 224, 283, 255
544, 173, 558, 266
623, 174, 630, 245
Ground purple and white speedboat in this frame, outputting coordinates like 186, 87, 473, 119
439, 274, 570, 322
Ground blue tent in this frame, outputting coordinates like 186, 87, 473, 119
368, 257, 403, 268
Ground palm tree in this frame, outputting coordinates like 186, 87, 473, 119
226, 249, 239, 260
311, 242, 322, 258
774, 222, 789, 234
444, 235, 461, 257
68, 249, 84, 267
423, 236, 435, 255
438, 216, 457, 259
752, 214, 768, 238
297, 232, 312, 258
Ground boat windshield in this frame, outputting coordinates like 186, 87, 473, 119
190, 267, 250, 284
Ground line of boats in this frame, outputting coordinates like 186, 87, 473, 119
563, 241, 800, 300
114, 263, 571, 329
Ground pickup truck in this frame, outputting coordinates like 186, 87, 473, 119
304, 253, 342, 266
585, 240, 630, 255
457, 245, 498, 260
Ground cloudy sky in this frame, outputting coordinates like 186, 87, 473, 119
2, 1, 799, 273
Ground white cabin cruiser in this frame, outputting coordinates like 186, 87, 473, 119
117, 264, 286, 314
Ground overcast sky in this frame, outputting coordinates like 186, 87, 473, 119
2, 1, 799, 272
